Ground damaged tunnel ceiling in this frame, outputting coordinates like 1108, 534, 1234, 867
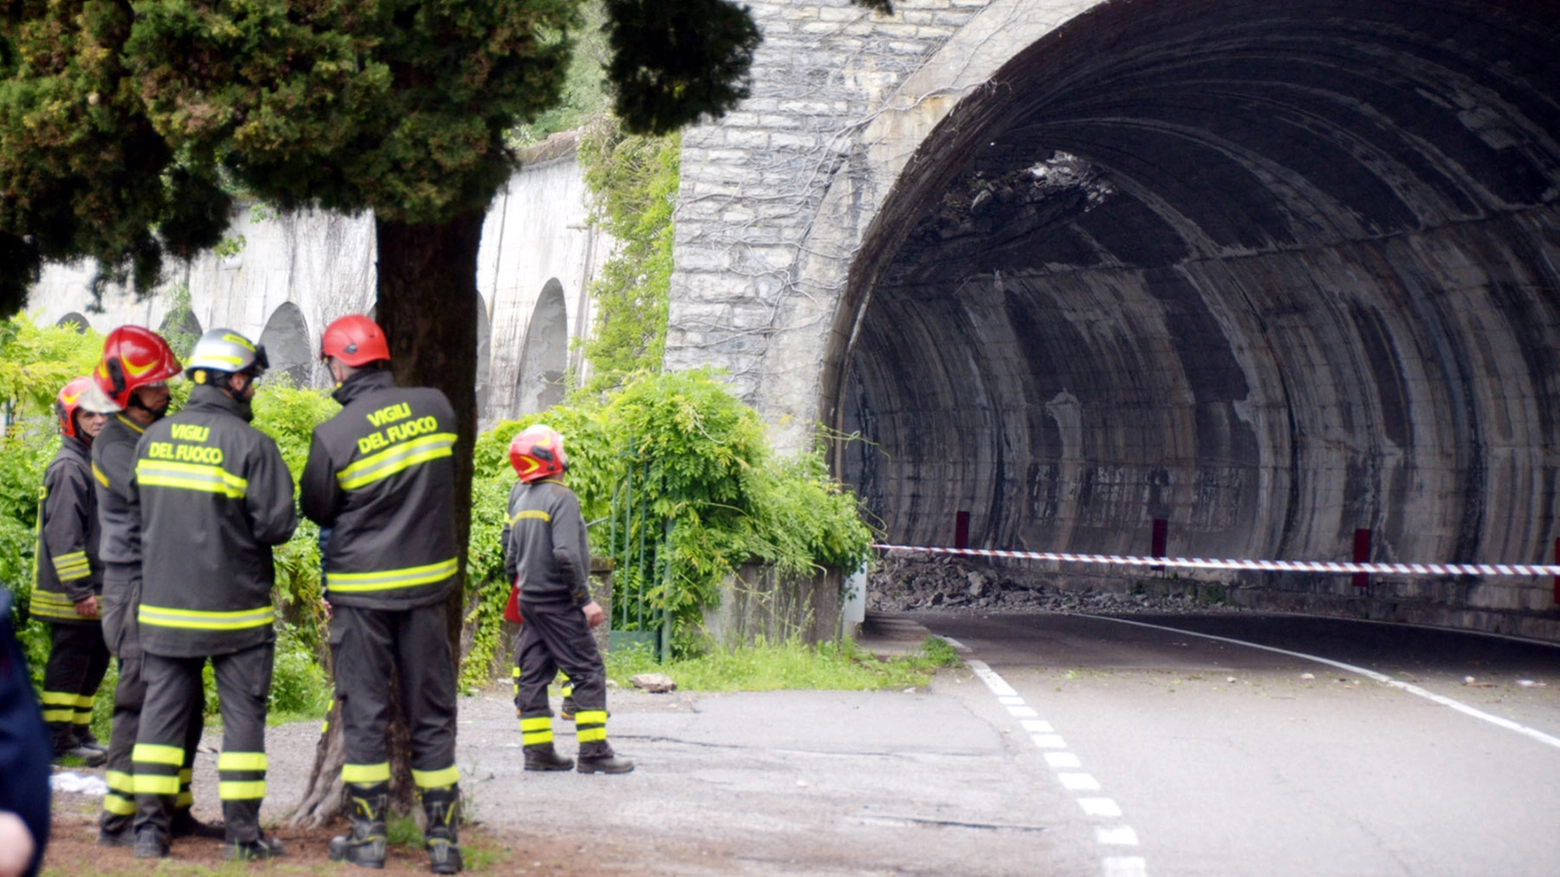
841, 0, 1560, 586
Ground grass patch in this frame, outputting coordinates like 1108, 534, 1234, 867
604, 636, 960, 691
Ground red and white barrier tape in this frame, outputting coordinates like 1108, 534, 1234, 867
871, 544, 1560, 577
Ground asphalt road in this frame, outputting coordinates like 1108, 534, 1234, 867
917, 611, 1560, 877
151, 610, 1560, 875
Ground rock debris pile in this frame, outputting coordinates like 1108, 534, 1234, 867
866, 552, 1243, 615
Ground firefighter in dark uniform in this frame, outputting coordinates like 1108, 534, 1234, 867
33, 377, 112, 766
128, 329, 297, 860
88, 326, 217, 846
301, 314, 463, 874
504, 425, 633, 775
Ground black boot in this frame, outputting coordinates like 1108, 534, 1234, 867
422, 787, 463, 875
577, 741, 634, 774
170, 808, 226, 839
523, 743, 574, 772
328, 783, 388, 869
132, 825, 169, 860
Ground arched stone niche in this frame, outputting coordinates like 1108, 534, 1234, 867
257, 302, 312, 387
515, 279, 569, 415
56, 312, 92, 334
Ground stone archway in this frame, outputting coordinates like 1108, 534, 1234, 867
476, 293, 493, 414
515, 279, 569, 415
257, 302, 313, 386
56, 312, 92, 334
821, 0, 1560, 632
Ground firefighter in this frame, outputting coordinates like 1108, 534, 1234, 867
33, 377, 112, 767
128, 329, 296, 860
88, 327, 217, 846
301, 314, 462, 874
504, 425, 633, 776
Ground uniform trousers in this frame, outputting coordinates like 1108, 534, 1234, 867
41, 620, 110, 751
133, 642, 272, 843
99, 564, 205, 832
514, 600, 610, 755
331, 603, 459, 791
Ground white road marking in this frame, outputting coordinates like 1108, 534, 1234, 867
1097, 826, 1140, 845
937, 635, 972, 652
963, 658, 1147, 874
1079, 797, 1123, 817
967, 660, 1019, 696
1085, 615, 1560, 751
1059, 772, 1102, 791
1103, 856, 1148, 876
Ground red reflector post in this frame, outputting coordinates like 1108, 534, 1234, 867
954, 511, 969, 550
1353, 528, 1372, 589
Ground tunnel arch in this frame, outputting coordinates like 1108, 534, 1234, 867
258, 302, 312, 386
56, 312, 91, 334
827, 0, 1560, 623
515, 279, 569, 415
476, 293, 493, 413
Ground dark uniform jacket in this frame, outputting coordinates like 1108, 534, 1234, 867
502, 479, 590, 606
0, 589, 51, 877
92, 413, 148, 568
32, 436, 101, 623
131, 385, 297, 657
300, 369, 458, 610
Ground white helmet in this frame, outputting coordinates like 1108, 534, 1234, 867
185, 329, 269, 380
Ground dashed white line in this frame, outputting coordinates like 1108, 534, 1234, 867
1097, 826, 1140, 845
1103, 856, 1148, 877
1078, 797, 1123, 817
965, 659, 1147, 875
1059, 772, 1102, 791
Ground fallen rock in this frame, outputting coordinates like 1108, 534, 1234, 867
630, 673, 677, 693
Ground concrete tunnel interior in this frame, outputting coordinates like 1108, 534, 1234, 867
832, 0, 1560, 611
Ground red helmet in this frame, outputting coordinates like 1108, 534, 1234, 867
93, 326, 182, 409
509, 425, 568, 483
321, 314, 391, 367
54, 377, 95, 439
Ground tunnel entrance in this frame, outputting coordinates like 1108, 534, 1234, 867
836, 0, 1560, 620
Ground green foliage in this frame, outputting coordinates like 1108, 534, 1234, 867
0, 313, 102, 418
604, 637, 941, 691
269, 623, 333, 721
919, 635, 961, 668
509, 1, 611, 147
577, 120, 677, 391
459, 370, 874, 682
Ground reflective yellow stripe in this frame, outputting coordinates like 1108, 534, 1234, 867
576, 727, 607, 742
139, 603, 274, 631
522, 730, 554, 745
176, 791, 194, 808
337, 433, 456, 491
574, 710, 607, 726
133, 743, 185, 766
180, 768, 193, 783
71, 712, 92, 725
412, 766, 460, 788
218, 751, 268, 771
508, 508, 551, 525
53, 552, 91, 580
41, 691, 78, 706
342, 763, 391, 784
519, 717, 552, 732
29, 591, 80, 619
92, 462, 110, 488
75, 693, 96, 707
115, 414, 145, 435
136, 459, 248, 498
103, 793, 136, 815
105, 771, 134, 793
42, 708, 74, 722
328, 558, 458, 593
134, 774, 182, 795
219, 780, 266, 800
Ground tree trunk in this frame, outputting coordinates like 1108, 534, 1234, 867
288, 209, 486, 828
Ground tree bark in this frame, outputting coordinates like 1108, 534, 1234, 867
288, 209, 486, 828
